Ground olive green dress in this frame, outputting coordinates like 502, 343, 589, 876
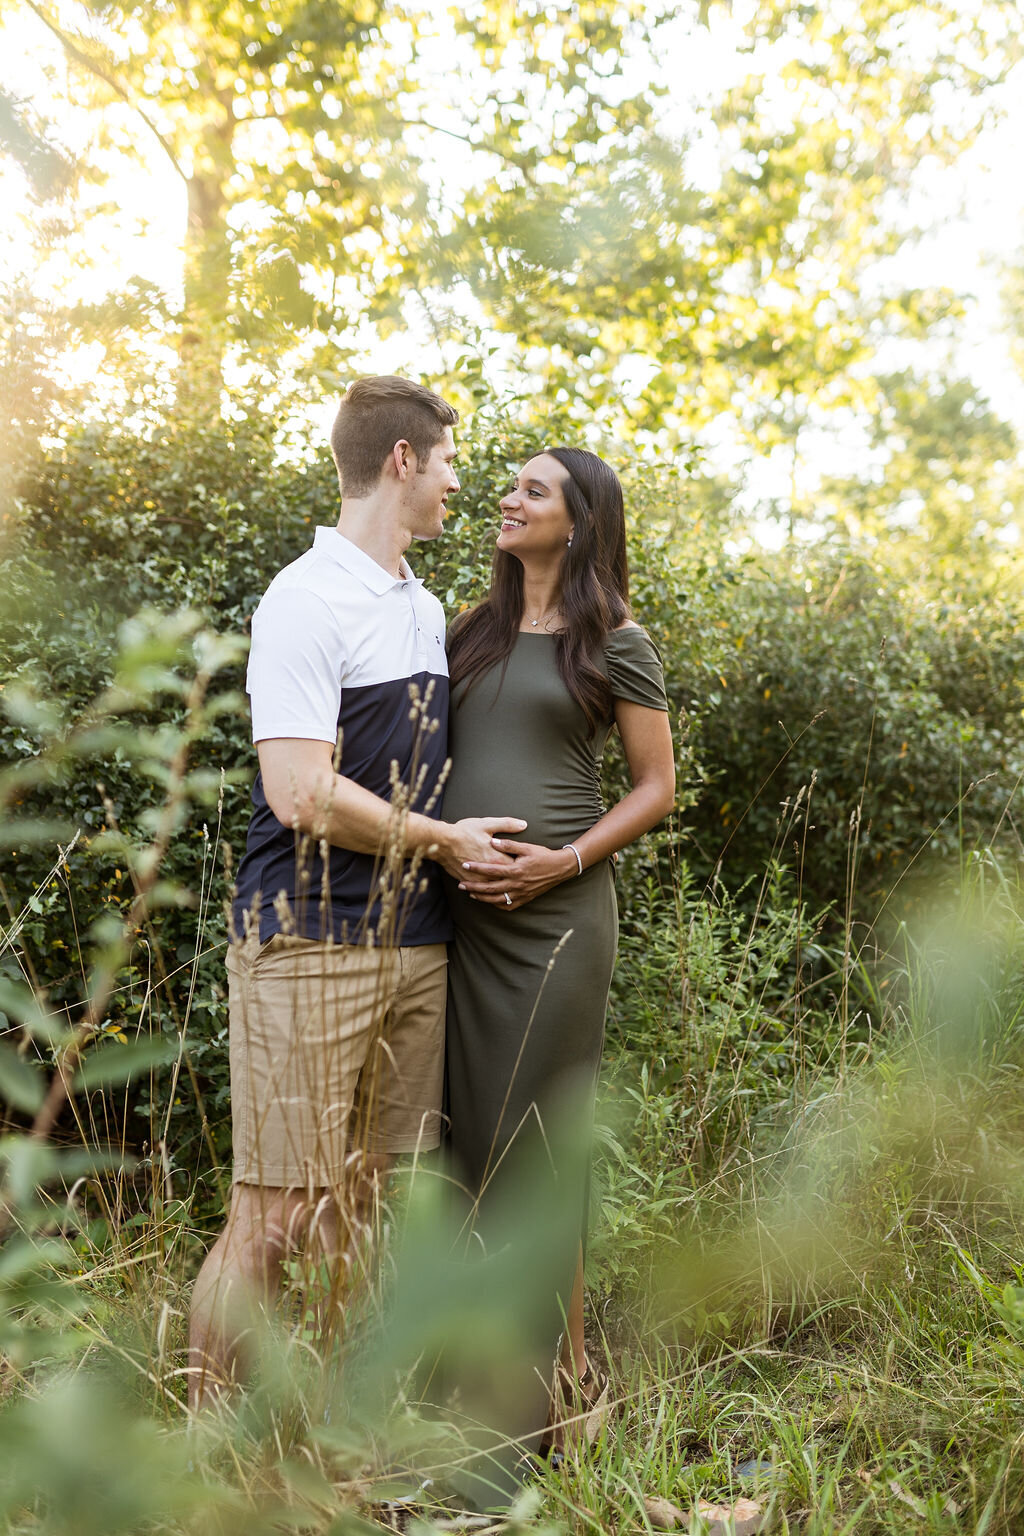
442, 626, 668, 1495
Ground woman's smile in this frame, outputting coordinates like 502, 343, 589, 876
496, 455, 574, 556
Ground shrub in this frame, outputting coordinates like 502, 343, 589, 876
657, 548, 1024, 916
4, 388, 1024, 1186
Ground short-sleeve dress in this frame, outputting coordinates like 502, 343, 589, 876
442, 625, 669, 1486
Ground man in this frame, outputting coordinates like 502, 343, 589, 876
188, 375, 524, 1406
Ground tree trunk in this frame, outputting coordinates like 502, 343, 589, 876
179, 104, 235, 402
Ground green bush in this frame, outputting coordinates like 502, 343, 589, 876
4, 389, 1024, 1189
658, 549, 1024, 916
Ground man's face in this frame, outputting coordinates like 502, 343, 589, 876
407, 427, 460, 540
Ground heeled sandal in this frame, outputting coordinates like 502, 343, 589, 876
540, 1358, 611, 1461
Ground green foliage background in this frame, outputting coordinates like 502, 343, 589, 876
4, 392, 1024, 1186
4, 1, 1024, 1527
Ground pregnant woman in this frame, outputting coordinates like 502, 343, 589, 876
442, 447, 675, 1497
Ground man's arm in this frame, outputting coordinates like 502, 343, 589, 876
257, 738, 524, 878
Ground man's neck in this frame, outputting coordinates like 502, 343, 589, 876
335, 497, 409, 579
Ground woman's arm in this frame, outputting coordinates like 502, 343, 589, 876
458, 699, 675, 910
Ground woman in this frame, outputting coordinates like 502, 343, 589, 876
442, 447, 675, 1494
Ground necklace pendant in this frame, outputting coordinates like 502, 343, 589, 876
531, 618, 539, 626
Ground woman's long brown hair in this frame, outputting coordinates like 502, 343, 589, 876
447, 447, 631, 735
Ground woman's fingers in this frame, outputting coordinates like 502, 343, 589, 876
458, 843, 565, 907
459, 870, 530, 900
490, 837, 543, 855
460, 869, 530, 892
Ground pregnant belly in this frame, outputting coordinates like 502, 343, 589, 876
442, 765, 602, 849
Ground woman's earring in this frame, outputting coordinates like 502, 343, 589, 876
567, 534, 573, 547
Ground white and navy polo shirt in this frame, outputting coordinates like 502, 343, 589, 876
232, 526, 452, 946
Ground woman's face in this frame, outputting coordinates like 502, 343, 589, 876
496, 454, 574, 564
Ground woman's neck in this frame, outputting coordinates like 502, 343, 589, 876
519, 568, 562, 629
520, 565, 561, 615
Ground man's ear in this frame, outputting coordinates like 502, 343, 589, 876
391, 439, 413, 480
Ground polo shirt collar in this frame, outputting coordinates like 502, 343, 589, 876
313, 526, 421, 593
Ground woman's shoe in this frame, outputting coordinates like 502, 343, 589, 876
541, 1358, 611, 1460
570, 1360, 611, 1448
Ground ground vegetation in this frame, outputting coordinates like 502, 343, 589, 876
3, 0, 1024, 1527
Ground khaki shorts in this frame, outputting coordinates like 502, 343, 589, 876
227, 933, 447, 1188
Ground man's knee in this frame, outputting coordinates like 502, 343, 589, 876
345, 1150, 393, 1197
224, 1183, 314, 1266
221, 1171, 392, 1266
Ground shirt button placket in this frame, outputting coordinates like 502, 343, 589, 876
408, 585, 428, 668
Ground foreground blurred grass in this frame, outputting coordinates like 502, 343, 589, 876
4, 615, 1024, 1533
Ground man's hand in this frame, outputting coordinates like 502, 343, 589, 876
257, 740, 527, 877
426, 818, 527, 879
457, 839, 578, 910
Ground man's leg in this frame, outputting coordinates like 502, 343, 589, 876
189, 937, 443, 1407
192, 935, 398, 1402
301, 1152, 393, 1344
188, 1161, 399, 1410
188, 1181, 313, 1410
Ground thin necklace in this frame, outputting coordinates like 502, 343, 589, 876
526, 605, 561, 630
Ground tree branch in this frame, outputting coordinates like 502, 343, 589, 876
393, 115, 537, 179
24, 0, 188, 185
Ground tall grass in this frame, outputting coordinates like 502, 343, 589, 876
5, 619, 1024, 1532
587, 831, 1024, 1535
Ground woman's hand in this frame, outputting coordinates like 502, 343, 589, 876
457, 839, 579, 910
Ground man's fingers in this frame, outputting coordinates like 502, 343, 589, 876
482, 817, 527, 834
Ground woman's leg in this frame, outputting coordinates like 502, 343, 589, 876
546, 1242, 610, 1455
559, 1244, 587, 1377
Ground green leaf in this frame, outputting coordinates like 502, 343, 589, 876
74, 1035, 178, 1090
0, 1235, 73, 1285
193, 631, 249, 673
0, 1043, 45, 1114
48, 1147, 136, 1180
0, 819, 76, 851
0, 683, 63, 733
325, 1514, 391, 1536
0, 979, 67, 1044
279, 1458, 338, 1506
0, 1135, 59, 1207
